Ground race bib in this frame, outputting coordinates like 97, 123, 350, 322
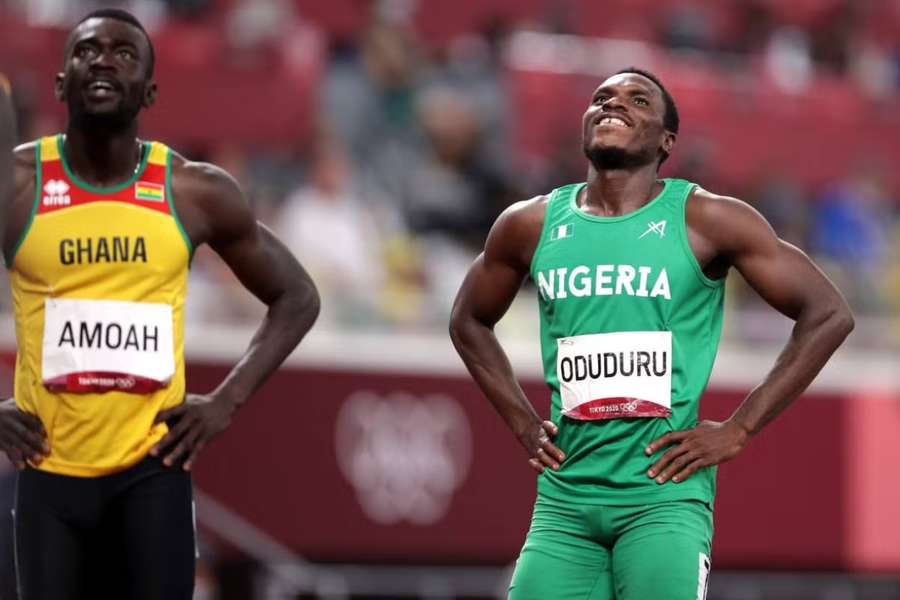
42, 298, 175, 394
557, 331, 672, 420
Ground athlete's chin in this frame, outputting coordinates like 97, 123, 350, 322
82, 102, 126, 117
584, 144, 638, 170
72, 104, 140, 129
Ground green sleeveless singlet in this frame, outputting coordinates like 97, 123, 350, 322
530, 178, 725, 506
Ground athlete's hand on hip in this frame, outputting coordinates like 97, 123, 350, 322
0, 399, 50, 470
645, 419, 749, 484
150, 393, 238, 471
520, 420, 566, 474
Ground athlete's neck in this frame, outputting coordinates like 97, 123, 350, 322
579, 164, 662, 217
63, 123, 142, 188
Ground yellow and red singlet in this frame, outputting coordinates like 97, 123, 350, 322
9, 134, 192, 477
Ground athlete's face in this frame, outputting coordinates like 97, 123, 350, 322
582, 73, 675, 169
56, 18, 156, 127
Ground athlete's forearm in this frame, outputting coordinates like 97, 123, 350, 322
450, 314, 542, 438
728, 301, 853, 436
212, 281, 320, 408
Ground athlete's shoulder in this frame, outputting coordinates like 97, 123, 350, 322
167, 148, 253, 246
13, 140, 39, 162
13, 141, 40, 178
491, 194, 549, 243
485, 194, 550, 269
688, 186, 767, 224
168, 149, 244, 207
686, 185, 775, 252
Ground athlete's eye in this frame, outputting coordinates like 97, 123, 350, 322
593, 95, 609, 105
117, 49, 137, 61
74, 45, 96, 60
634, 97, 649, 106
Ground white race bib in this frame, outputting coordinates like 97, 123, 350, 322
557, 331, 672, 420
42, 298, 175, 394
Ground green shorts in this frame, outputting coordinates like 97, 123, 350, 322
508, 497, 713, 600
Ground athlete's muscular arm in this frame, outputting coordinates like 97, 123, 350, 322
0, 89, 52, 469
151, 158, 320, 470
647, 189, 854, 484
450, 198, 566, 474
0, 121, 52, 468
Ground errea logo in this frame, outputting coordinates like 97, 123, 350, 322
43, 179, 71, 207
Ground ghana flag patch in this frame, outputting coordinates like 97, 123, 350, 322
135, 181, 165, 203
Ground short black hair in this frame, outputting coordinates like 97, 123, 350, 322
73, 8, 155, 76
615, 67, 679, 134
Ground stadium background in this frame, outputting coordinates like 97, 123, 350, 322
1, 0, 900, 597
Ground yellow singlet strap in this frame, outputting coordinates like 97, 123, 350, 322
0, 74, 10, 95
40, 136, 60, 162
147, 142, 168, 167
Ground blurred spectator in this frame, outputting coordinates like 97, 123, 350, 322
319, 21, 424, 165
225, 0, 297, 55
730, 0, 774, 56
750, 171, 810, 249
764, 26, 814, 93
400, 85, 512, 247
661, 1, 715, 53
849, 40, 898, 100
274, 139, 394, 327
809, 0, 860, 76
811, 164, 895, 313
431, 24, 513, 174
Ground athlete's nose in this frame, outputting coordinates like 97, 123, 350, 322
89, 47, 117, 71
601, 94, 627, 112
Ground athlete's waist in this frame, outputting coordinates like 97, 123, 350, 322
28, 434, 167, 478
537, 465, 717, 506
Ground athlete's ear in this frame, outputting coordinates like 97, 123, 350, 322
661, 130, 676, 160
54, 73, 65, 102
143, 80, 158, 109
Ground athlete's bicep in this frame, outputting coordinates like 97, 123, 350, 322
455, 251, 529, 328
214, 223, 307, 303
183, 162, 314, 305
453, 205, 537, 329
728, 208, 842, 321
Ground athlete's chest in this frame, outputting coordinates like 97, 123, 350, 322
11, 137, 190, 289
532, 217, 695, 307
14, 205, 187, 288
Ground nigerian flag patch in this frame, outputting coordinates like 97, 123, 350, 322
550, 223, 574, 241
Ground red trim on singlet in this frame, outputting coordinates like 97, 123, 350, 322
37, 160, 172, 216
564, 397, 672, 420
44, 371, 170, 394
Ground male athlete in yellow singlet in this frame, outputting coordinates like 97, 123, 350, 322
2, 9, 320, 599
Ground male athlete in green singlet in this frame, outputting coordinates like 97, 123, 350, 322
450, 68, 854, 599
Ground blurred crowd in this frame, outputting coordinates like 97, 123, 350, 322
3, 0, 900, 347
